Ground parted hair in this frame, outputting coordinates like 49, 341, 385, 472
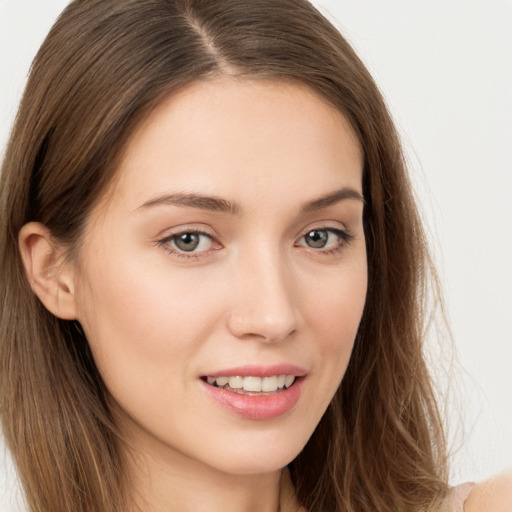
0, 1, 449, 511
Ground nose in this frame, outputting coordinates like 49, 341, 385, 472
226, 248, 299, 343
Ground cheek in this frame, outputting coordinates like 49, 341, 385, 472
305, 260, 367, 391
283, 259, 367, 448
73, 255, 226, 440
304, 259, 367, 347
74, 246, 222, 384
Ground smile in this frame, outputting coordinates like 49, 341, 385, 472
204, 375, 296, 395
200, 366, 306, 420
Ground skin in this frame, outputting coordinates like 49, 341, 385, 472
464, 471, 512, 512
17, 78, 512, 512
22, 78, 368, 512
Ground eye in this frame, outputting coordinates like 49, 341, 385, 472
159, 230, 216, 255
303, 229, 330, 249
297, 228, 352, 252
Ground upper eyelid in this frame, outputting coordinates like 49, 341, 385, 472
157, 224, 217, 240
157, 224, 350, 241
160, 230, 217, 247
158, 231, 348, 260
157, 231, 219, 259
297, 224, 350, 239
155, 221, 354, 248
296, 227, 352, 243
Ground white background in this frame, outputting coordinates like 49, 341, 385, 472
1, 1, 511, 510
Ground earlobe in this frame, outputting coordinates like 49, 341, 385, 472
18, 222, 78, 320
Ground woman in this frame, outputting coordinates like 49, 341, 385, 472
0, 1, 510, 511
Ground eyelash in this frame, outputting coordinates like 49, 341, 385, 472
157, 230, 219, 259
296, 228, 354, 256
157, 227, 354, 260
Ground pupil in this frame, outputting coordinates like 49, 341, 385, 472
175, 233, 200, 251
306, 230, 327, 248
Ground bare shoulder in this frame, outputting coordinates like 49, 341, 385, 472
464, 470, 512, 512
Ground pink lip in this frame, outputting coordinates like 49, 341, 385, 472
203, 364, 307, 379
200, 376, 305, 420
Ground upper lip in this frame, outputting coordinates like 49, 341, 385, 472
202, 364, 308, 379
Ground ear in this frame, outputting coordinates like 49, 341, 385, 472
18, 222, 78, 320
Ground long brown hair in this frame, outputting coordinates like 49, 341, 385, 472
0, 1, 449, 511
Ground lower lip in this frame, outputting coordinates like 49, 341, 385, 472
200, 378, 304, 420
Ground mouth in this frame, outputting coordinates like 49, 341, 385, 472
199, 365, 307, 419
201, 374, 297, 396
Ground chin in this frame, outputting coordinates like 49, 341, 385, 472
210, 451, 297, 476
200, 427, 313, 476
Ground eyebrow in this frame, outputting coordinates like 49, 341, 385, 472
138, 193, 242, 215
299, 188, 364, 213
137, 187, 364, 215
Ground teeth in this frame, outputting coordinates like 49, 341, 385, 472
206, 374, 296, 393
243, 376, 262, 392
216, 376, 229, 387
228, 376, 243, 389
261, 376, 278, 392
284, 375, 295, 388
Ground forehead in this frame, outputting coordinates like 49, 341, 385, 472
100, 77, 363, 216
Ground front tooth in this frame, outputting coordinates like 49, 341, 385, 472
262, 376, 278, 392
216, 376, 229, 387
228, 376, 243, 389
243, 376, 262, 392
284, 375, 295, 388
277, 375, 286, 389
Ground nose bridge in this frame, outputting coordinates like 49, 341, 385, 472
227, 242, 298, 342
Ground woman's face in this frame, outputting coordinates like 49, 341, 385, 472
72, 78, 367, 475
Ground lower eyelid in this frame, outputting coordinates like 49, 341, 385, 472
156, 230, 218, 255
157, 227, 352, 258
